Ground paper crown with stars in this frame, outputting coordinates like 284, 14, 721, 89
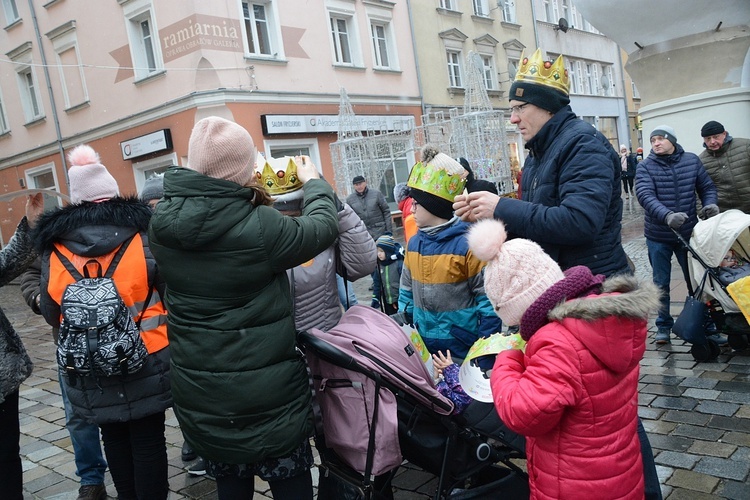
406, 145, 467, 202
254, 154, 304, 201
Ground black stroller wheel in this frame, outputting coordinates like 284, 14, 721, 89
708, 340, 721, 359
691, 343, 713, 362
728, 334, 749, 351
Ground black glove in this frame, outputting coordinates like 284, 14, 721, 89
370, 298, 380, 309
700, 204, 720, 219
334, 194, 344, 212
666, 212, 688, 229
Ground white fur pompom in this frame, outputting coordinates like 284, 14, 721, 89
468, 219, 508, 262
67, 144, 100, 167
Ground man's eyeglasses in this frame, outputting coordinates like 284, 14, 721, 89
509, 103, 530, 115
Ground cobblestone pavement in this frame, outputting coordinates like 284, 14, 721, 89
13, 196, 750, 499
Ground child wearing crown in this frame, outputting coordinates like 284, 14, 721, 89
396, 145, 501, 362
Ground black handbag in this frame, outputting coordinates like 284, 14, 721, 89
673, 271, 708, 345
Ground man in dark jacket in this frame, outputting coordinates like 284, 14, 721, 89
698, 120, 750, 213
456, 48, 659, 500
346, 175, 393, 241
635, 125, 719, 345
453, 49, 629, 278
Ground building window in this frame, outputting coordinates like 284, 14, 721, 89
543, 0, 558, 23
370, 22, 390, 68
447, 50, 462, 88
481, 55, 495, 90
330, 16, 352, 64
241, 1, 273, 56
591, 63, 600, 95
440, 0, 455, 10
500, 0, 516, 23
567, 61, 578, 94
631, 80, 640, 99
1, 0, 19, 25
0, 91, 9, 133
473, 0, 489, 17
585, 63, 593, 95
575, 61, 584, 94
18, 67, 43, 121
132, 153, 178, 195
605, 66, 614, 96
47, 22, 88, 110
598, 117, 618, 150
25, 164, 62, 211
121, 0, 163, 81
560, 0, 569, 21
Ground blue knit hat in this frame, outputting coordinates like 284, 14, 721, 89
376, 235, 402, 261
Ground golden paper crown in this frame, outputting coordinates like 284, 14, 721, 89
514, 49, 569, 95
254, 155, 303, 197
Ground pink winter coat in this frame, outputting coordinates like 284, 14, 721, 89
491, 275, 660, 500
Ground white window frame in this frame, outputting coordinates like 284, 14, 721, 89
592, 63, 600, 95
366, 1, 397, 71
447, 50, 463, 88
1, 0, 19, 25
584, 63, 593, 95
481, 54, 495, 90
440, 0, 455, 11
262, 138, 321, 172
567, 60, 578, 94
500, 0, 516, 23
0, 88, 9, 133
25, 163, 62, 211
9, 45, 45, 123
47, 22, 89, 110
327, 0, 362, 67
631, 80, 640, 99
370, 22, 390, 68
132, 152, 178, 195
472, 0, 490, 17
121, 0, 164, 81
575, 61, 584, 94
543, 0, 559, 23
605, 66, 614, 97
239, 0, 282, 59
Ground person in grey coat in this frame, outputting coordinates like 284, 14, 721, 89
0, 193, 44, 500
346, 175, 393, 241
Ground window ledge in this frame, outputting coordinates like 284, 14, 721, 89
333, 64, 366, 72
373, 67, 402, 75
0, 130, 10, 139
245, 55, 288, 65
436, 8, 462, 18
487, 89, 504, 98
471, 15, 493, 25
24, 116, 46, 128
3, 18, 21, 31
43, 0, 62, 8
447, 87, 466, 97
500, 21, 521, 30
65, 101, 90, 114
134, 69, 166, 86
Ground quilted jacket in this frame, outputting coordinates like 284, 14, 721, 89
491, 275, 660, 500
699, 136, 750, 213
635, 145, 717, 243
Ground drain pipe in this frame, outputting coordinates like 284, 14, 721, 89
27, 0, 69, 184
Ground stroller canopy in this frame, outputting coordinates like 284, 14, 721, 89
690, 209, 750, 267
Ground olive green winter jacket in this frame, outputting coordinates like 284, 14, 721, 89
148, 167, 338, 464
699, 136, 750, 214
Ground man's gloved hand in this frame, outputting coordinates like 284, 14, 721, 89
700, 204, 720, 219
370, 298, 380, 309
334, 194, 344, 212
666, 212, 688, 229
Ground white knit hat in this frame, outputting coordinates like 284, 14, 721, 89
67, 145, 119, 204
187, 117, 256, 186
468, 219, 565, 326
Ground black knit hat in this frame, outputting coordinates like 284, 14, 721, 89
701, 121, 725, 138
509, 80, 570, 114
410, 188, 454, 220
352, 175, 365, 184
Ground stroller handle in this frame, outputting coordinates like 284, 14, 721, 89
670, 227, 729, 297
298, 331, 373, 376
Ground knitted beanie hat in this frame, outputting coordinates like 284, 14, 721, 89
67, 145, 119, 204
393, 182, 410, 204
701, 120, 725, 138
376, 234, 402, 261
188, 117, 255, 186
139, 173, 164, 203
468, 219, 565, 326
410, 188, 455, 220
650, 125, 677, 147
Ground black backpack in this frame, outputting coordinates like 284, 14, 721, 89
54, 235, 152, 384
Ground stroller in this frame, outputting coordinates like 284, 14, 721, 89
299, 305, 528, 499
675, 209, 750, 361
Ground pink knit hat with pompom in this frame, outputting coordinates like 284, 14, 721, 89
468, 219, 565, 326
67, 145, 119, 204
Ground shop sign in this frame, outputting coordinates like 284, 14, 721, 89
261, 115, 415, 135
120, 129, 173, 160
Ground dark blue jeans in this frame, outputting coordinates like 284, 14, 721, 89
638, 418, 663, 500
646, 239, 690, 332
59, 372, 107, 485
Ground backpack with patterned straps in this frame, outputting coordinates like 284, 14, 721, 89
54, 234, 152, 385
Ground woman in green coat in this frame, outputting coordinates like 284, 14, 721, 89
148, 117, 338, 499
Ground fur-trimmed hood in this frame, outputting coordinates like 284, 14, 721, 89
545, 274, 661, 373
32, 196, 152, 257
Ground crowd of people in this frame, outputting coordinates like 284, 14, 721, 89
2, 46, 748, 500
